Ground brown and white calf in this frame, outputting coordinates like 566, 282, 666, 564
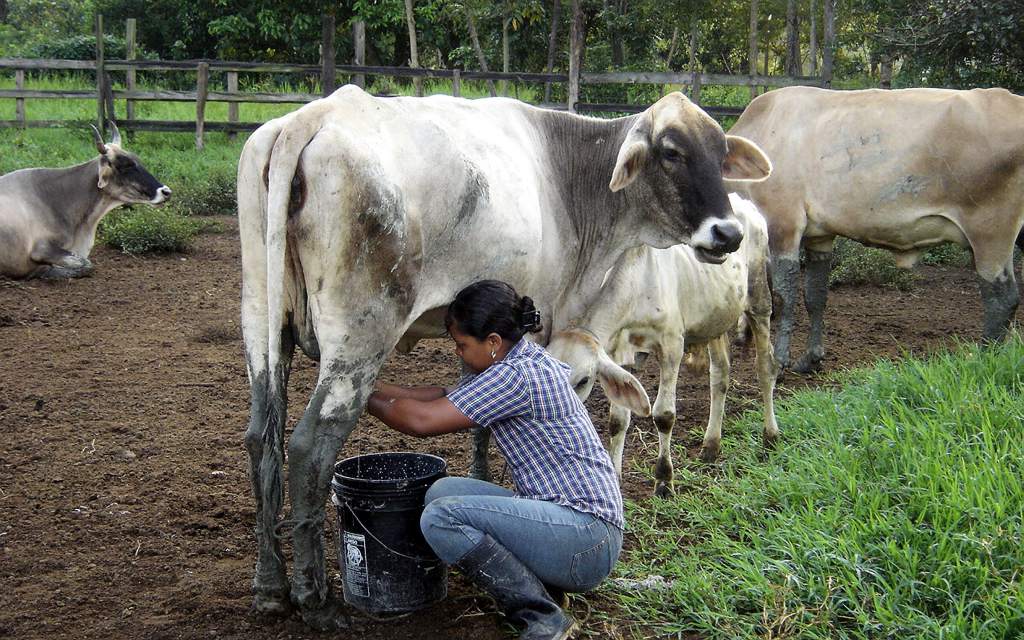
547, 194, 779, 497
0, 122, 171, 280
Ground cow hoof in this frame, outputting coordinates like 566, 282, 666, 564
299, 597, 352, 631
251, 590, 293, 618
653, 482, 674, 498
468, 466, 491, 482
762, 430, 779, 450
792, 355, 822, 375
698, 443, 720, 463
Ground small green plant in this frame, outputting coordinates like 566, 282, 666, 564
168, 171, 237, 217
98, 207, 205, 254
921, 243, 973, 268
828, 237, 917, 290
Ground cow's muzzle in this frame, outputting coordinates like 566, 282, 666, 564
692, 217, 743, 263
151, 186, 172, 205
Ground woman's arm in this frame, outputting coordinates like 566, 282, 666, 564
367, 392, 477, 437
374, 381, 449, 402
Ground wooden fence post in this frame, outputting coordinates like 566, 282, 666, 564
227, 71, 239, 140
748, 0, 759, 100
567, 0, 583, 113
353, 20, 366, 88
195, 62, 209, 150
15, 68, 24, 127
452, 68, 461, 97
321, 15, 336, 97
126, 18, 136, 128
95, 14, 105, 134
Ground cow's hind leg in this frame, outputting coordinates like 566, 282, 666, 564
468, 426, 492, 481
29, 240, 93, 279
699, 336, 730, 462
243, 328, 295, 615
287, 344, 390, 631
978, 259, 1020, 342
794, 246, 832, 374
746, 309, 780, 450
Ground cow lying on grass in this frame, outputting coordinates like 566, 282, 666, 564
0, 122, 172, 280
547, 194, 780, 497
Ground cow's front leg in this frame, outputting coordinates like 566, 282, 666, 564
978, 260, 1020, 342
770, 254, 800, 373
607, 403, 632, 478
243, 330, 295, 616
29, 240, 93, 279
699, 337, 730, 463
652, 339, 682, 497
288, 352, 386, 631
794, 247, 832, 373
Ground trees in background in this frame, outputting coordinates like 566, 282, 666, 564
2, 0, 1021, 92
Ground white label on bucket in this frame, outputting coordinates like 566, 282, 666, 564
343, 532, 370, 597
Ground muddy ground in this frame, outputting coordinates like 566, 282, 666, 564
1, 217, 1019, 640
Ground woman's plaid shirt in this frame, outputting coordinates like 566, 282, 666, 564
447, 338, 625, 530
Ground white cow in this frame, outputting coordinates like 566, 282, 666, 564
547, 194, 779, 497
238, 85, 770, 629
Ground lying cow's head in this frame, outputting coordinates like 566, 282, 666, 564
90, 122, 172, 205
548, 329, 651, 417
609, 92, 771, 263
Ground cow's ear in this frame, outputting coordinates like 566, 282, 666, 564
722, 135, 772, 183
595, 349, 651, 416
610, 114, 652, 192
97, 161, 112, 189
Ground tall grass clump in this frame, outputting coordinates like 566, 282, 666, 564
828, 237, 917, 290
606, 335, 1024, 639
98, 207, 209, 254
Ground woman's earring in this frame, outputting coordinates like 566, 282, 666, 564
490, 350, 496, 359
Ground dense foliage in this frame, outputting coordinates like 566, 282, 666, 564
2, 1, 1022, 91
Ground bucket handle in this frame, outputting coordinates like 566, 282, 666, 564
340, 498, 439, 563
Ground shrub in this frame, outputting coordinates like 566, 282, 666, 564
168, 172, 237, 217
98, 207, 205, 254
827, 237, 917, 290
921, 243, 974, 268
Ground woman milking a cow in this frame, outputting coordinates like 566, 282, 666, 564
367, 279, 623, 640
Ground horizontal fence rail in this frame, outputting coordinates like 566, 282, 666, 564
0, 57, 822, 145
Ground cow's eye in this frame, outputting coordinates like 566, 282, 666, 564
574, 376, 590, 391
661, 148, 682, 162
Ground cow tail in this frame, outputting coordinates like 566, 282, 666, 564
264, 115, 321, 397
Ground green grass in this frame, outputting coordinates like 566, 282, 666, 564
602, 335, 1024, 639
828, 238, 918, 291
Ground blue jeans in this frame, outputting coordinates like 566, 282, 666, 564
419, 476, 622, 592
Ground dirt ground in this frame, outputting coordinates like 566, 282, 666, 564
1, 217, 1020, 640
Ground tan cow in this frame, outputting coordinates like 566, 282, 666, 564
730, 86, 1024, 373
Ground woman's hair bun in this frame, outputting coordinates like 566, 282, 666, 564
518, 296, 543, 333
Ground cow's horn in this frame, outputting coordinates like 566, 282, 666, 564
89, 124, 108, 154
107, 120, 122, 146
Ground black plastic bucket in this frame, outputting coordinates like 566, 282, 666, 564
331, 452, 448, 614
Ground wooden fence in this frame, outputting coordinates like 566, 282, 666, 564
0, 16, 825, 150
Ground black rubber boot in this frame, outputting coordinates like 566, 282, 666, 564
456, 535, 577, 640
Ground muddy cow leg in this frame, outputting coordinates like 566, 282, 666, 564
607, 402, 632, 480
978, 259, 1020, 342
770, 254, 800, 373
699, 337, 730, 463
287, 346, 390, 631
468, 426, 492, 481
243, 327, 295, 616
794, 246, 832, 374
747, 316, 780, 450
651, 339, 682, 497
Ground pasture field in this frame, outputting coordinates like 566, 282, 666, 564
1, 213, 1021, 639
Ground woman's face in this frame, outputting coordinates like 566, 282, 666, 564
450, 325, 499, 373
